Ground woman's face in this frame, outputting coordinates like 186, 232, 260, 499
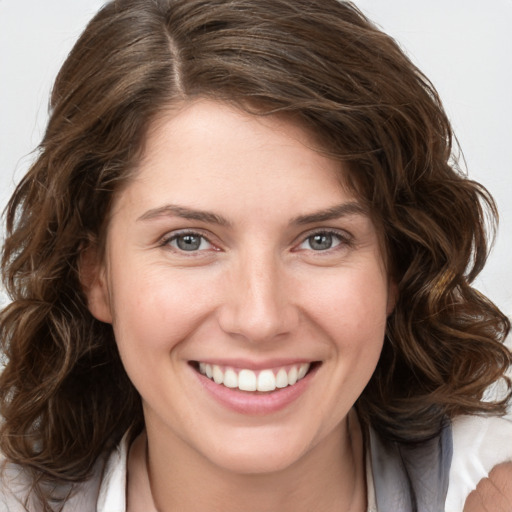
87, 100, 395, 474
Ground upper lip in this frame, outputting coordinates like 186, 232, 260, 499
190, 358, 318, 371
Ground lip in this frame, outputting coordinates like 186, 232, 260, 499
191, 361, 320, 415
193, 358, 315, 371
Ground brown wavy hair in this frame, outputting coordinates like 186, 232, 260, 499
1, 0, 510, 507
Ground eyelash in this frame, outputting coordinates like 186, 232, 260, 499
160, 230, 216, 253
295, 229, 353, 253
159, 228, 353, 255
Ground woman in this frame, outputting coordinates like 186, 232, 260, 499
1, 1, 511, 510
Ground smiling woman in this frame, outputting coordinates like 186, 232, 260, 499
0, 1, 511, 511
83, 101, 392, 493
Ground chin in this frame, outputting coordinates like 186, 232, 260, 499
203, 429, 312, 475
213, 450, 302, 476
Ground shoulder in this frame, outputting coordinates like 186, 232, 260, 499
445, 414, 512, 512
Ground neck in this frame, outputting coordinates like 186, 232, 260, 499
144, 411, 367, 512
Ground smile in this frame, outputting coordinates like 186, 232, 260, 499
197, 362, 311, 392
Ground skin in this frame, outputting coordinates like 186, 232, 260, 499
464, 462, 512, 512
85, 99, 395, 511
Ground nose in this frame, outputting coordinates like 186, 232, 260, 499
217, 250, 299, 343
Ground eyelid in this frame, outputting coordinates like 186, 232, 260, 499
159, 229, 219, 252
292, 228, 354, 252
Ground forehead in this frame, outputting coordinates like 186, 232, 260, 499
143, 99, 340, 169
115, 100, 354, 212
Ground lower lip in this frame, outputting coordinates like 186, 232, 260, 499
194, 366, 318, 415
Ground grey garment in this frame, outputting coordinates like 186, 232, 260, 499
369, 424, 453, 512
1, 423, 454, 511
0, 454, 104, 511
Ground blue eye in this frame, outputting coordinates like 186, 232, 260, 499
167, 233, 212, 252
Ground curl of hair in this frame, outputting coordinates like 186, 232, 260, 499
1, 0, 510, 507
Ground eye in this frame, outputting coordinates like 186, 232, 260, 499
166, 232, 213, 252
298, 231, 349, 252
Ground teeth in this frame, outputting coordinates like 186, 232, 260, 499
276, 368, 288, 388
257, 370, 276, 392
288, 366, 298, 385
198, 363, 311, 392
297, 363, 308, 380
238, 369, 257, 391
223, 368, 238, 388
212, 365, 224, 384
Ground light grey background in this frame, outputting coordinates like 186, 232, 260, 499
1, 0, 511, 326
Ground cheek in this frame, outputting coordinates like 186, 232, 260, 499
107, 269, 212, 395
298, 264, 390, 340
109, 265, 218, 354
302, 268, 388, 432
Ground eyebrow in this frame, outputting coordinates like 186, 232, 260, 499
290, 201, 369, 225
137, 201, 368, 226
137, 204, 231, 226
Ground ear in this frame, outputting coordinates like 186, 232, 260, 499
79, 245, 113, 324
